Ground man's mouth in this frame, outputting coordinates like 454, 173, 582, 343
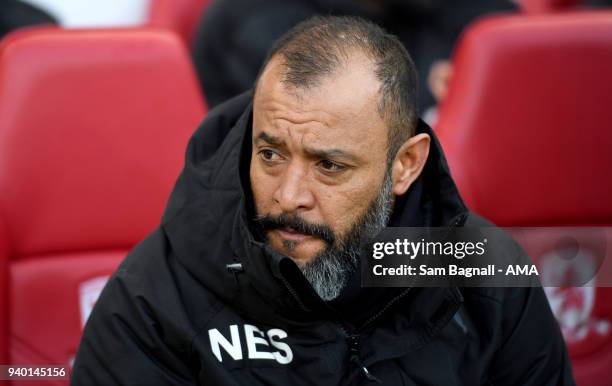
274, 227, 311, 242
256, 213, 335, 245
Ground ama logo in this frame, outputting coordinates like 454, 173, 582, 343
208, 324, 293, 364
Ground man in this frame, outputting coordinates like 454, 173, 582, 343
72, 16, 574, 385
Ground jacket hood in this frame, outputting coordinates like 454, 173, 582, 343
161, 91, 467, 330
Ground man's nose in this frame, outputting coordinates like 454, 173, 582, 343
273, 163, 315, 213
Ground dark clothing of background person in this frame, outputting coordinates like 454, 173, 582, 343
0, 0, 57, 40
71, 91, 575, 385
585, 0, 612, 6
192, 0, 516, 111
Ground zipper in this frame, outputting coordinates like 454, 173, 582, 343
279, 275, 311, 312
330, 287, 410, 384
346, 333, 382, 383
359, 288, 412, 331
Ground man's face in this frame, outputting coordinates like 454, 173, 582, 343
250, 54, 391, 267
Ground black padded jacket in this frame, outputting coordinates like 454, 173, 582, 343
72, 92, 575, 386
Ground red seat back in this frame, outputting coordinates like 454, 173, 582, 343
437, 12, 612, 227
0, 27, 206, 379
437, 12, 612, 385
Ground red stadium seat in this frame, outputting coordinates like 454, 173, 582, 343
519, 0, 581, 13
148, 0, 212, 47
437, 12, 612, 386
0, 27, 206, 382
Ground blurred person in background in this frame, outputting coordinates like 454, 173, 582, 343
192, 0, 516, 114
585, 0, 612, 6
0, 0, 57, 40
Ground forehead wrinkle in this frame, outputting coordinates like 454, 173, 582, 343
271, 116, 330, 131
258, 84, 337, 128
265, 100, 335, 130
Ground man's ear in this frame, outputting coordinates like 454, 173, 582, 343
391, 133, 430, 196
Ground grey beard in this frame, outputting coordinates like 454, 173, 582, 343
299, 168, 394, 301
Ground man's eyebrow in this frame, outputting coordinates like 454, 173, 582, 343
304, 147, 360, 163
255, 131, 282, 145
255, 131, 359, 162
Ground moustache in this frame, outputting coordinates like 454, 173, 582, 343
254, 213, 336, 246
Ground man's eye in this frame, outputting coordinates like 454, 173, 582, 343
258, 149, 281, 162
318, 159, 345, 172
